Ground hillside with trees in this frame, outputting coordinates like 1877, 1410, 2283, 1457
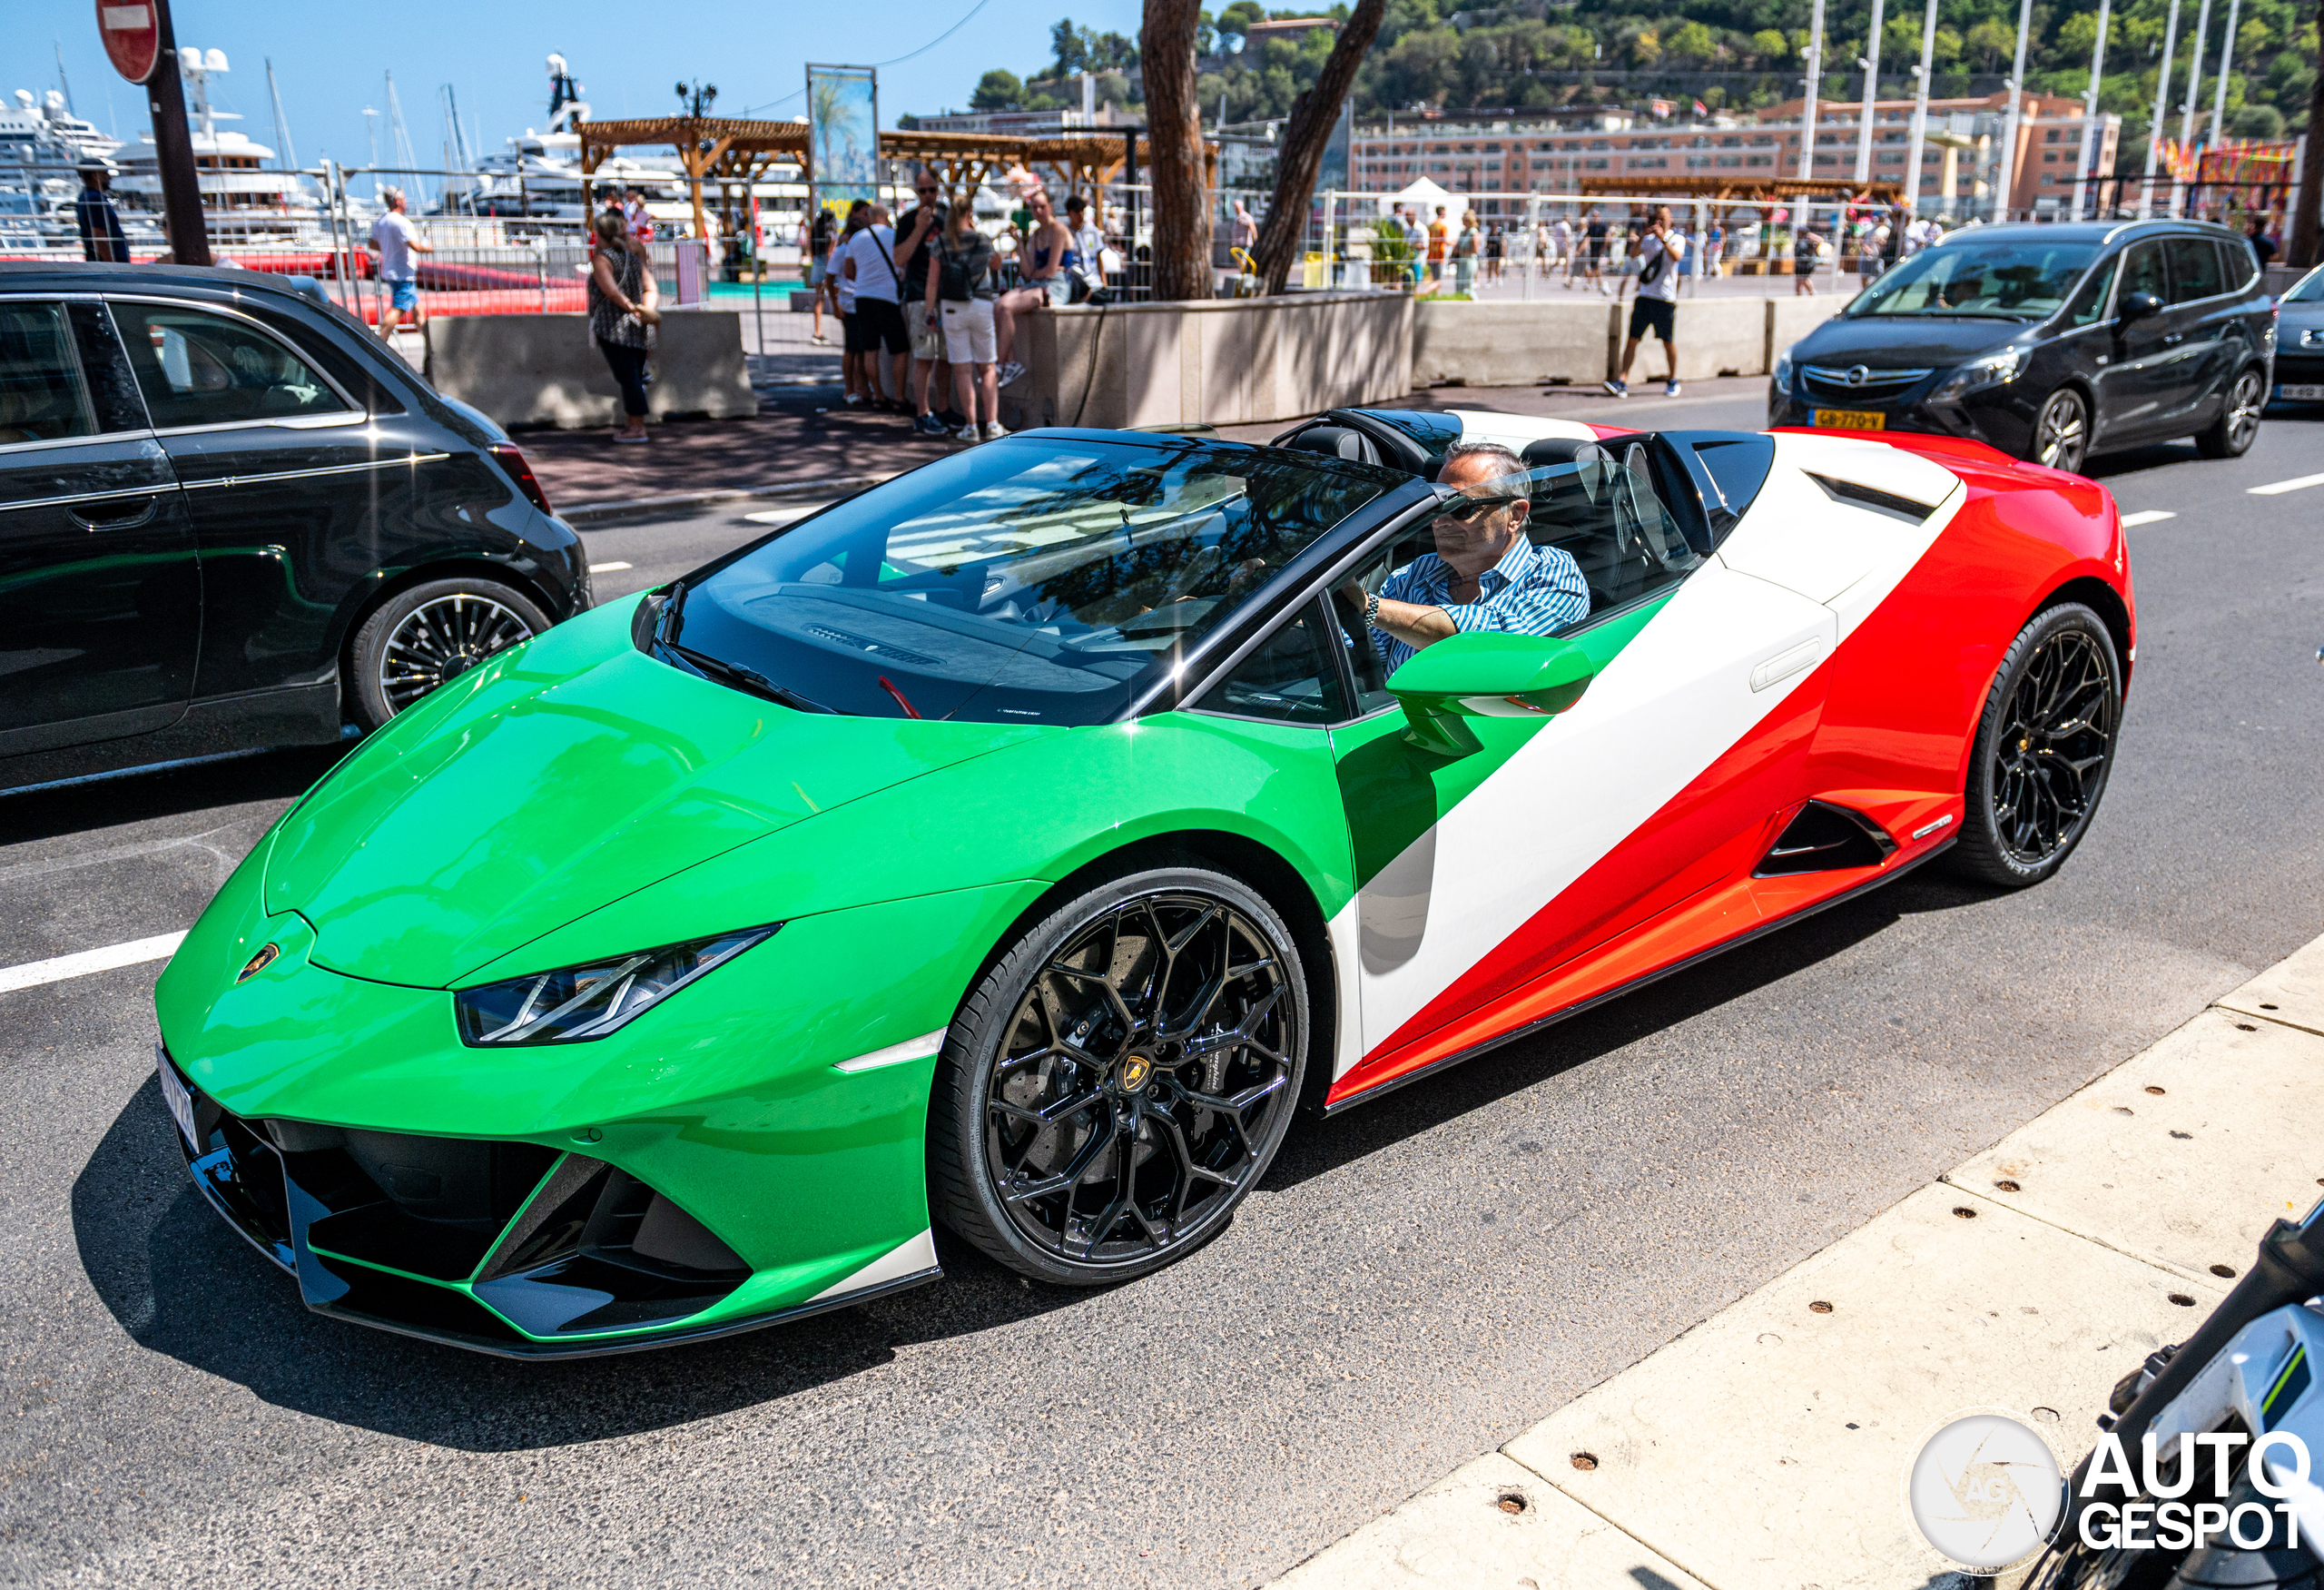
964, 0, 2318, 169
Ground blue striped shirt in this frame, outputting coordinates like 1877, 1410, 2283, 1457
1370, 536, 1590, 673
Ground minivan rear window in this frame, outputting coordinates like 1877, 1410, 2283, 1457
2166, 238, 2226, 303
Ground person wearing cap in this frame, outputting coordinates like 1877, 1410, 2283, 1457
74, 162, 128, 264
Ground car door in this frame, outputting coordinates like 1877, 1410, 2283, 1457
102, 294, 434, 698
0, 297, 202, 756
2161, 234, 2236, 430
2095, 239, 2179, 444
1316, 441, 1837, 1100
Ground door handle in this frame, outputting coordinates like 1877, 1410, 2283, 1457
68, 494, 161, 532
2162, 332, 2185, 347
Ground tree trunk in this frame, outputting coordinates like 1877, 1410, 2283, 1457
1140, 0, 1212, 301
1252, 0, 1388, 294
2290, 38, 2324, 268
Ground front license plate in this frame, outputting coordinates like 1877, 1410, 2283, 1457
1815, 409, 1886, 430
155, 1044, 197, 1151
2278, 383, 2324, 401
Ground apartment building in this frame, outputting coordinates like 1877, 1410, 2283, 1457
1352, 92, 2121, 216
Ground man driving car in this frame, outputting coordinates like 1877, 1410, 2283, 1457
1348, 440, 1590, 672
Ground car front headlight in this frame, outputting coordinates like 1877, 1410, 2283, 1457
456, 924, 779, 1045
1930, 346, 2031, 402
1773, 348, 1795, 390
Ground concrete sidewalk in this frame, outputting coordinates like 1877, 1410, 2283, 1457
1270, 935, 2324, 1589
517, 371, 1775, 525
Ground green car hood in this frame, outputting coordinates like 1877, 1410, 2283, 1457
266, 602, 1040, 988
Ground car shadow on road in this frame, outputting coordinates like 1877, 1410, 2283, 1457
71, 1078, 1082, 1452
1262, 863, 2008, 1192
1, 746, 346, 846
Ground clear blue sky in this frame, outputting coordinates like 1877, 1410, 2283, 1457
31, 0, 1145, 173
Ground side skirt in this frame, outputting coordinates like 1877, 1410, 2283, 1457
1321, 836, 1956, 1117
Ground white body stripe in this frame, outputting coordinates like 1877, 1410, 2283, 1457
1332, 432, 1969, 1076
832, 1028, 947, 1073
809, 1228, 940, 1301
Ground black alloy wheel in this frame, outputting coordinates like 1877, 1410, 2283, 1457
2028, 387, 2091, 475
348, 578, 551, 729
930, 864, 1308, 1285
1952, 602, 2122, 888
2196, 366, 2265, 459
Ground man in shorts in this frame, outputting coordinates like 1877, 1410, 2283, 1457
892, 174, 954, 436
1427, 205, 1450, 282
840, 203, 911, 412
366, 186, 432, 341
1581, 208, 1608, 294
1604, 205, 1685, 399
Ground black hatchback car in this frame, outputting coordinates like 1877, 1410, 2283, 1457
1769, 220, 2272, 473
0, 262, 588, 795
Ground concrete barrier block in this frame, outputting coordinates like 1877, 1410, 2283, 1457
423, 311, 758, 430
1005, 291, 1413, 431
1413, 299, 1617, 388
1767, 293, 1847, 370
1643, 294, 1763, 382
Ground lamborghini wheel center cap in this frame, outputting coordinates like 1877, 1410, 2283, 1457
1116, 1054, 1154, 1092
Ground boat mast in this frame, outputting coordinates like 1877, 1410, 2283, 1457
385, 70, 423, 203
266, 57, 299, 171
54, 43, 74, 116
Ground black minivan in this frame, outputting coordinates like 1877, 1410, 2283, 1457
0, 262, 589, 795
1769, 220, 2272, 474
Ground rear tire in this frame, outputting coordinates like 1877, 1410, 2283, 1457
2026, 387, 2091, 475
928, 863, 1309, 1287
347, 577, 550, 731
2194, 365, 2264, 459
1950, 602, 2122, 888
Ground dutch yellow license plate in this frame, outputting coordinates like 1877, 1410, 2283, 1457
1815, 409, 1886, 431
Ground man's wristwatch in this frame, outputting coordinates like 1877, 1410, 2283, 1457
1364, 592, 1381, 627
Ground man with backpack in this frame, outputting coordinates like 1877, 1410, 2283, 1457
1603, 205, 1686, 400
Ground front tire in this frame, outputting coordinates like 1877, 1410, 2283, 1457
347, 577, 550, 730
2027, 387, 2092, 475
1951, 602, 2122, 888
928, 864, 1309, 1287
2194, 365, 2264, 459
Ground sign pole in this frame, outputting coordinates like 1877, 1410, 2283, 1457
97, 0, 210, 264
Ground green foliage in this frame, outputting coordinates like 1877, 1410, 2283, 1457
966, 1, 2320, 133
970, 69, 1025, 112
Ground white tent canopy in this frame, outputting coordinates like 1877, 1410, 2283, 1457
1376, 175, 1460, 217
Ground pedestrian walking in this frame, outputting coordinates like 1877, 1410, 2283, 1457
624, 186, 654, 250
366, 186, 433, 343
924, 200, 1008, 443
1233, 199, 1259, 254
1399, 206, 1427, 288
1452, 213, 1480, 294
587, 208, 660, 444
1550, 214, 1572, 285
1483, 223, 1502, 285
1581, 208, 1608, 293
1794, 225, 1825, 295
834, 202, 870, 406
893, 174, 953, 436
1706, 219, 1725, 278
74, 161, 129, 263
805, 205, 838, 345
991, 188, 1071, 388
1603, 205, 1686, 400
1426, 205, 1450, 282
1614, 222, 1643, 301
841, 202, 911, 414
2250, 218, 2277, 268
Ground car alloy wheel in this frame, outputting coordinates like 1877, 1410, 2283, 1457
1952, 603, 2120, 887
2030, 389, 2089, 474
2197, 367, 2264, 459
931, 864, 1308, 1285
348, 577, 552, 729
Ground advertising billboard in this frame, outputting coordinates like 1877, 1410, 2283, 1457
806, 64, 879, 219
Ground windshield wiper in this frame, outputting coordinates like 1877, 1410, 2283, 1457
664, 642, 835, 714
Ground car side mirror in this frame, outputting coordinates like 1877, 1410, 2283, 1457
1386, 632, 1597, 756
2117, 291, 2164, 325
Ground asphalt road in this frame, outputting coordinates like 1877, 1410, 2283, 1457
4, 392, 2321, 1588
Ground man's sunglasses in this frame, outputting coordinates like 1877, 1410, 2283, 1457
1433, 491, 1527, 522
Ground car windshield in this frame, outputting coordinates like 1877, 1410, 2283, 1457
1845, 238, 2102, 321
2284, 266, 2324, 303
669, 436, 1395, 726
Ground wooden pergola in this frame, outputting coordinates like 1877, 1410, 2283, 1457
576, 116, 808, 241
881, 129, 1215, 213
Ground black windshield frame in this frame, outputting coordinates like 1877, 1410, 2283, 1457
652, 431, 1423, 728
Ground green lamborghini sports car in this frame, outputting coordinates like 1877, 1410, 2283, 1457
153, 409, 2133, 1355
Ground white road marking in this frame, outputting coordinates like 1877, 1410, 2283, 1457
2120, 509, 2177, 527
2249, 472, 2324, 496
587, 560, 633, 573
0, 932, 186, 995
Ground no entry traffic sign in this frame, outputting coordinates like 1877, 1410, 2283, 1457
96, 0, 162, 84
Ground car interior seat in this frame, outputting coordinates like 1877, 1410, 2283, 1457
1280, 424, 1383, 467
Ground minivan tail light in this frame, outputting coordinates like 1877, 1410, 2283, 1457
486, 443, 554, 518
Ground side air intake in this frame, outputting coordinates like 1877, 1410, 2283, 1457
1754, 801, 1898, 877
